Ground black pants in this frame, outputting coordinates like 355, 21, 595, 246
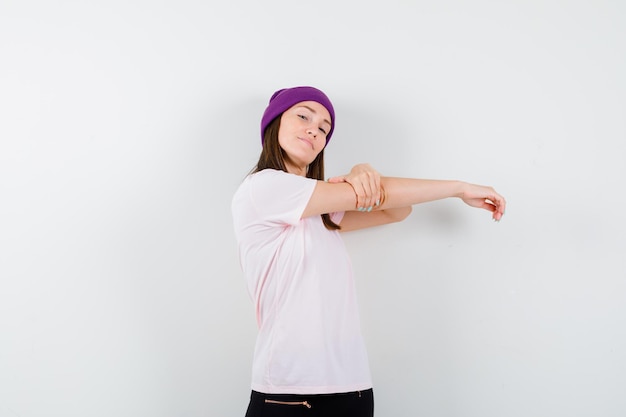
245, 389, 374, 417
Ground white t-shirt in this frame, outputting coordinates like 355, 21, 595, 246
231, 169, 372, 394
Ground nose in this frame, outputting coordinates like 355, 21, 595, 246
306, 127, 318, 138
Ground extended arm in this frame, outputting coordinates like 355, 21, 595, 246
302, 173, 506, 232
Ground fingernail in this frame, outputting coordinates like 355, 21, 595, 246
358, 207, 364, 212
376, 199, 380, 206
367, 206, 372, 212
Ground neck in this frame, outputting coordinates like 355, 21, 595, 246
284, 159, 307, 177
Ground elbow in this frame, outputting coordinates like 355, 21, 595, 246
387, 206, 412, 223
399, 206, 412, 221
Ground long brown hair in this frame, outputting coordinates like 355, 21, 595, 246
253, 115, 340, 230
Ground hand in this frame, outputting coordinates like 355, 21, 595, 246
459, 183, 506, 221
328, 163, 381, 211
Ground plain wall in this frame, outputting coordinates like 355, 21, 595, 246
1, 1, 625, 416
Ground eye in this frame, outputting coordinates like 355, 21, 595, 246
297, 114, 307, 120
319, 127, 327, 135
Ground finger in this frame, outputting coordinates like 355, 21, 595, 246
498, 197, 506, 218
374, 173, 382, 206
360, 174, 375, 208
353, 181, 367, 210
490, 193, 506, 220
327, 176, 346, 183
348, 176, 368, 209
366, 171, 381, 208
483, 200, 504, 222
479, 200, 497, 214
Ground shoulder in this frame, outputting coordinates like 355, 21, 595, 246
233, 169, 319, 227
248, 169, 317, 189
234, 169, 282, 195
251, 169, 310, 180
233, 169, 317, 210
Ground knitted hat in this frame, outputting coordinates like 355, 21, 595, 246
260, 86, 335, 145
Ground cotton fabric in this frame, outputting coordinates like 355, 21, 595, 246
232, 169, 372, 394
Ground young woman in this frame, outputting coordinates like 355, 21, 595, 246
232, 86, 506, 417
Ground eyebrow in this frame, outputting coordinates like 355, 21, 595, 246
299, 105, 332, 127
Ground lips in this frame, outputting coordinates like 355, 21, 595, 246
297, 137, 314, 149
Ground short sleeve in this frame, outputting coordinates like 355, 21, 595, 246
247, 169, 317, 226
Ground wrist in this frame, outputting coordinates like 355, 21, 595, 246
454, 181, 467, 198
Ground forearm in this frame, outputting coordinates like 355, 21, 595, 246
378, 177, 465, 210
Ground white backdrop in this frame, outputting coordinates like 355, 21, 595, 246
1, 1, 625, 416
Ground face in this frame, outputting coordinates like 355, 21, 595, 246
277, 101, 332, 174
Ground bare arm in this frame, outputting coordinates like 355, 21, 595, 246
301, 163, 386, 217
378, 177, 466, 208
338, 206, 412, 232
302, 175, 506, 230
375, 177, 505, 220
301, 181, 358, 218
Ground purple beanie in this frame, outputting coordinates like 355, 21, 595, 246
260, 86, 335, 145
